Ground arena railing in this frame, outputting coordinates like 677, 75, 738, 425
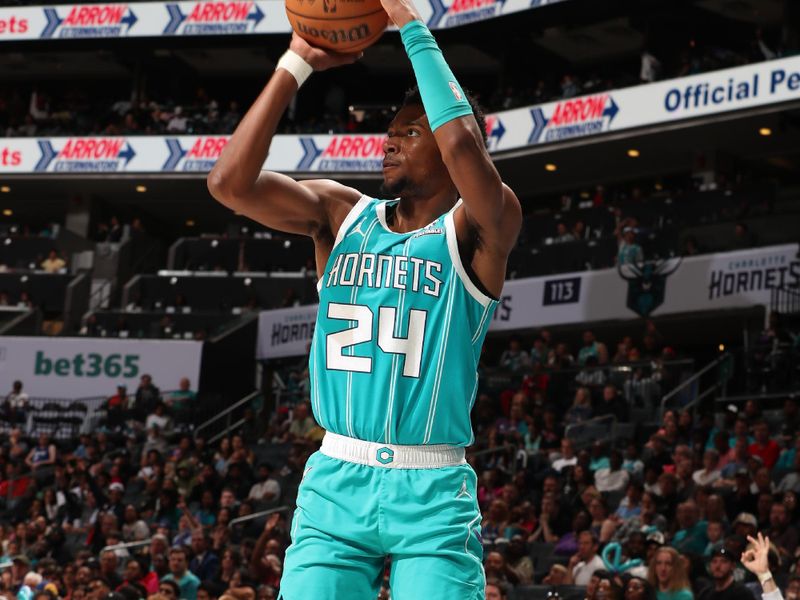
101, 539, 152, 555
659, 352, 732, 418
771, 285, 800, 316
228, 505, 290, 529
193, 390, 262, 445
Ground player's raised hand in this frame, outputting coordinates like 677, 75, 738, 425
289, 33, 363, 71
376, 0, 423, 28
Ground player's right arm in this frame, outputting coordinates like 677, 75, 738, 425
207, 35, 363, 239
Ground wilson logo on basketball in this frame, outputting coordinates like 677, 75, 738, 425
294, 20, 371, 45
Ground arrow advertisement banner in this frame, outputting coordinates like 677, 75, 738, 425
0, 0, 567, 41
3, 56, 800, 174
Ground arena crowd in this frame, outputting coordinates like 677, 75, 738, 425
0, 322, 797, 600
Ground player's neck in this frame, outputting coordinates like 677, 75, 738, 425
391, 190, 457, 233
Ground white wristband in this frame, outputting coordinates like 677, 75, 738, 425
276, 49, 314, 88
758, 572, 773, 585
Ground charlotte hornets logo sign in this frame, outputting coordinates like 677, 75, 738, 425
617, 258, 681, 317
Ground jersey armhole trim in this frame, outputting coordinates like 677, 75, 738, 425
317, 194, 372, 292
444, 210, 495, 308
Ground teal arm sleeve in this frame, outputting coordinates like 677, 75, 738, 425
399, 20, 473, 132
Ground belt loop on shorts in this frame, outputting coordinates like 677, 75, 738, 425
320, 432, 466, 469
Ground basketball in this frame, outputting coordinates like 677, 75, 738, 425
285, 0, 389, 53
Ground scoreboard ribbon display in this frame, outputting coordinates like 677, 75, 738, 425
3, 56, 800, 174
0, 0, 568, 41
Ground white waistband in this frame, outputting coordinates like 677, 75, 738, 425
320, 432, 466, 469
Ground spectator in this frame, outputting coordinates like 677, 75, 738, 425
162, 547, 200, 600
778, 452, 800, 493
648, 546, 693, 600
618, 227, 644, 265
99, 550, 122, 589
694, 449, 722, 487
626, 577, 658, 600
578, 331, 609, 366
641, 49, 662, 83
283, 402, 315, 443
566, 387, 594, 425
499, 337, 531, 374
483, 551, 519, 587
3, 380, 29, 423
749, 422, 781, 469
25, 433, 56, 473
136, 374, 161, 417
504, 534, 534, 584
672, 501, 708, 556
554, 222, 576, 244
766, 502, 798, 560
732, 223, 757, 250
595, 385, 629, 422
485, 578, 509, 600
146, 402, 171, 433
168, 378, 197, 415
568, 531, 605, 585
553, 438, 579, 473
247, 463, 281, 504
699, 548, 753, 600
40, 248, 66, 273
595, 449, 630, 493
189, 530, 219, 583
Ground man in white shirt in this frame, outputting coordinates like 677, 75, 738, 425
595, 449, 630, 493
248, 463, 281, 504
568, 531, 606, 586
4, 380, 29, 423
552, 438, 579, 473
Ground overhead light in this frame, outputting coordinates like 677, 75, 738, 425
759, 127, 772, 136
627, 149, 640, 158
654, 182, 663, 191
185, 219, 195, 227
718, 343, 725, 352
244, 278, 252, 286
545, 163, 557, 172
0, 186, 10, 193
135, 185, 147, 193
2, 209, 12, 217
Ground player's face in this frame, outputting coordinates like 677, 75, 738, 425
381, 104, 447, 199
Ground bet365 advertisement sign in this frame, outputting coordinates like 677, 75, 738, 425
0, 0, 566, 41
0, 337, 203, 398
3, 56, 800, 175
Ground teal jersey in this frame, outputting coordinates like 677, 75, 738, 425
309, 196, 498, 446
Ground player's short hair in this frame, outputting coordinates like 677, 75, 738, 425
402, 86, 489, 148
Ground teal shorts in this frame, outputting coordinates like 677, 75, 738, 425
278, 451, 485, 600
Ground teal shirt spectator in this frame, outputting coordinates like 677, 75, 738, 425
163, 571, 200, 600
777, 447, 797, 471
657, 589, 694, 600
672, 520, 708, 555
618, 241, 643, 265
590, 456, 610, 471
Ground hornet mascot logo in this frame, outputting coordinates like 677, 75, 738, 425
618, 258, 682, 318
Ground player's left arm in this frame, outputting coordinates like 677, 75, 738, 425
383, 0, 521, 297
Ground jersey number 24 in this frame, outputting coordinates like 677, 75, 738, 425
325, 302, 427, 378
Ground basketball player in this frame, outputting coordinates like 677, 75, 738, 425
207, 0, 521, 596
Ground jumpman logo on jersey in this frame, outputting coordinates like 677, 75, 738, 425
456, 476, 472, 499
347, 219, 367, 238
